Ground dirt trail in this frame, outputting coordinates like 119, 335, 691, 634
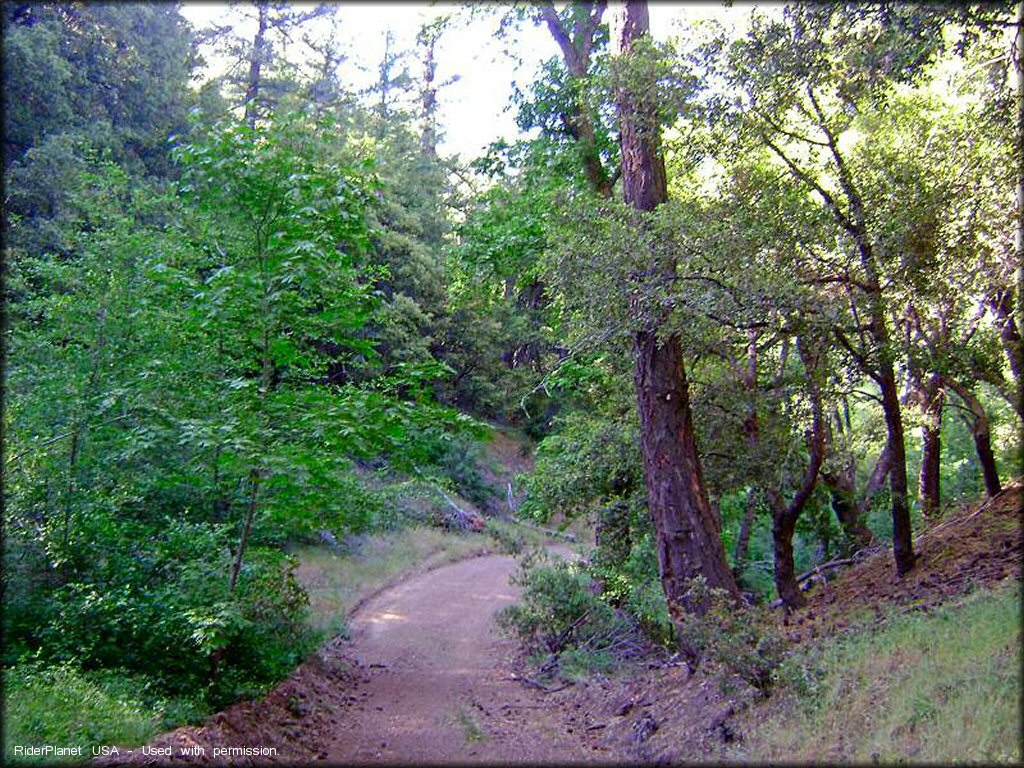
102, 546, 612, 765
326, 547, 601, 764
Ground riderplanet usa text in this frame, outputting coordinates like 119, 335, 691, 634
12, 746, 84, 757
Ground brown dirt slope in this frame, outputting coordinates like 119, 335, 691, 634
784, 479, 1022, 643
513, 481, 1023, 764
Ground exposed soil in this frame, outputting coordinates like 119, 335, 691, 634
98, 482, 1021, 766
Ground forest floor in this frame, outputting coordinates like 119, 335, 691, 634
97, 479, 1020, 766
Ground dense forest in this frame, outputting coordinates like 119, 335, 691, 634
3, 0, 1021, 761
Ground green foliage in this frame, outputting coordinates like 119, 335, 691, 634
496, 550, 645, 672
3, 662, 159, 762
3, 4, 195, 174
590, 532, 676, 649
522, 399, 642, 523
676, 577, 787, 696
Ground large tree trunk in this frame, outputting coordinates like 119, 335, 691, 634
917, 374, 943, 519
634, 331, 740, 610
613, 0, 740, 617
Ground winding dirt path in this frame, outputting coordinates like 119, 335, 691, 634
326, 548, 602, 764
98, 545, 619, 765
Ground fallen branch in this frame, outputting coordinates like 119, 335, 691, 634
508, 673, 571, 694
415, 476, 485, 531
913, 487, 1011, 544
498, 514, 576, 542
796, 557, 856, 585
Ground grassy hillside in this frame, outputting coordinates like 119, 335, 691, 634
731, 581, 1020, 763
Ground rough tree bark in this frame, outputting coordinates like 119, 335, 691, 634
611, 0, 741, 617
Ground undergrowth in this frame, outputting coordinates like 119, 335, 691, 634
676, 576, 787, 697
496, 549, 650, 680
3, 663, 160, 763
730, 581, 1021, 763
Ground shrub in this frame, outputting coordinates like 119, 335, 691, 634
676, 576, 788, 697
28, 513, 315, 708
3, 662, 158, 762
496, 550, 647, 674
484, 518, 529, 554
590, 531, 676, 648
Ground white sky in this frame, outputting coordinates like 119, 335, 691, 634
179, 2, 755, 159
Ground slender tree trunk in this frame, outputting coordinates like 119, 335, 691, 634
917, 374, 943, 519
229, 469, 261, 592
991, 290, 1023, 408
613, 1, 741, 617
733, 331, 761, 574
942, 376, 1002, 497
244, 1, 269, 129
879, 367, 915, 574
733, 486, 758, 574
765, 336, 825, 610
539, 1, 614, 199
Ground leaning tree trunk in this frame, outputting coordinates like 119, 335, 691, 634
612, 0, 741, 618
941, 376, 1002, 497
822, 461, 875, 551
